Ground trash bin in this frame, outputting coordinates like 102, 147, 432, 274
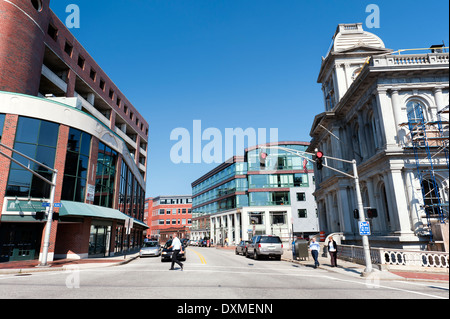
294, 240, 309, 260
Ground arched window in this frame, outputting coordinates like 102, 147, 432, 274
406, 100, 427, 122
421, 179, 442, 216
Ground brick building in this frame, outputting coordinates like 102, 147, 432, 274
145, 196, 192, 243
0, 0, 148, 262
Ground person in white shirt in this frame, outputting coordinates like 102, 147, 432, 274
168, 235, 184, 271
309, 237, 320, 268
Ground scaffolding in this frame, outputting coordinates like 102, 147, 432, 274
400, 104, 449, 242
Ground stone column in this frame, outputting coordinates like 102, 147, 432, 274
234, 213, 241, 243
375, 89, 398, 149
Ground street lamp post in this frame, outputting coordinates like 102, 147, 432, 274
259, 145, 373, 275
0, 142, 58, 267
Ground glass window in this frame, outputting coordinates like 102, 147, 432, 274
298, 209, 307, 218
94, 142, 117, 208
6, 117, 59, 199
297, 193, 306, 201
0, 113, 5, 142
62, 128, 91, 202
407, 100, 426, 121
271, 211, 286, 224
38, 121, 59, 146
249, 212, 264, 225
14, 117, 40, 144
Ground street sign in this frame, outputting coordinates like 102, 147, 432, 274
42, 202, 50, 207
358, 221, 371, 236
54, 203, 62, 208
125, 217, 134, 235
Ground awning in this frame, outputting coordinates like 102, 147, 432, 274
59, 201, 148, 228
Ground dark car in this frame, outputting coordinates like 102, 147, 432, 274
161, 239, 187, 262
235, 240, 251, 256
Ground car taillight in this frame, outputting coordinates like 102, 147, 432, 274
281, 244, 283, 248
258, 244, 261, 248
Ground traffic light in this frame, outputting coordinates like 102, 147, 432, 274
259, 151, 268, 168
367, 208, 378, 219
35, 211, 45, 220
315, 150, 324, 170
353, 209, 359, 219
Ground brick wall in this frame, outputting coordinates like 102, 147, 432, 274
54, 217, 92, 258
0, 114, 18, 221
0, 0, 50, 95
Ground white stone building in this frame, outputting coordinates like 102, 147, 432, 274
308, 23, 449, 250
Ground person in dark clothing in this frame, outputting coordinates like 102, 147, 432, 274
327, 236, 338, 267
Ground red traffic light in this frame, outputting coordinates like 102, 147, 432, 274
316, 151, 323, 159
260, 152, 268, 159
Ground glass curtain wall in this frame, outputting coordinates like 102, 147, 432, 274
6, 117, 59, 198
94, 142, 117, 208
61, 128, 92, 202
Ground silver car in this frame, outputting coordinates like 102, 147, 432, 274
139, 241, 161, 257
246, 235, 283, 260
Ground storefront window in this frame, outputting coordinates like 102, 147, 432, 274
89, 224, 111, 257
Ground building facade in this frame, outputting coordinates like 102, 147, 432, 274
308, 23, 449, 250
145, 196, 192, 243
0, 0, 148, 262
191, 142, 319, 246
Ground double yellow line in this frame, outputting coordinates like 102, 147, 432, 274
187, 248, 207, 264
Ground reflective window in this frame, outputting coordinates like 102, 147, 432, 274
61, 128, 91, 202
6, 117, 59, 198
94, 142, 117, 208
0, 113, 5, 142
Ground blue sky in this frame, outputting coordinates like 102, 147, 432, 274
51, 0, 449, 197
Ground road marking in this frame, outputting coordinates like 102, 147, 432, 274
327, 276, 448, 299
187, 248, 207, 264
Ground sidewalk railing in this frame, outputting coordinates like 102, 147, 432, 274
338, 244, 449, 269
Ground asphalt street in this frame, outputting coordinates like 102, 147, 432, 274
0, 247, 448, 300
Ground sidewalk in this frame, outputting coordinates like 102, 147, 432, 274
0, 252, 140, 275
281, 248, 449, 282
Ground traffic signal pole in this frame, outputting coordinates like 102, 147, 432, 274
259, 145, 373, 275
352, 159, 373, 274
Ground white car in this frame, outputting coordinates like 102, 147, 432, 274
140, 241, 161, 257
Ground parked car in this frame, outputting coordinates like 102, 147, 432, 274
161, 239, 187, 262
246, 235, 283, 260
235, 240, 251, 256
139, 241, 161, 257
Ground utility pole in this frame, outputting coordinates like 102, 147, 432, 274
259, 145, 373, 275
0, 142, 58, 267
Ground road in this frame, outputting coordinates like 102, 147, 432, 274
0, 247, 448, 300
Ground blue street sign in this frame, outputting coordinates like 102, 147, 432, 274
42, 202, 50, 207
359, 221, 371, 236
54, 203, 62, 208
